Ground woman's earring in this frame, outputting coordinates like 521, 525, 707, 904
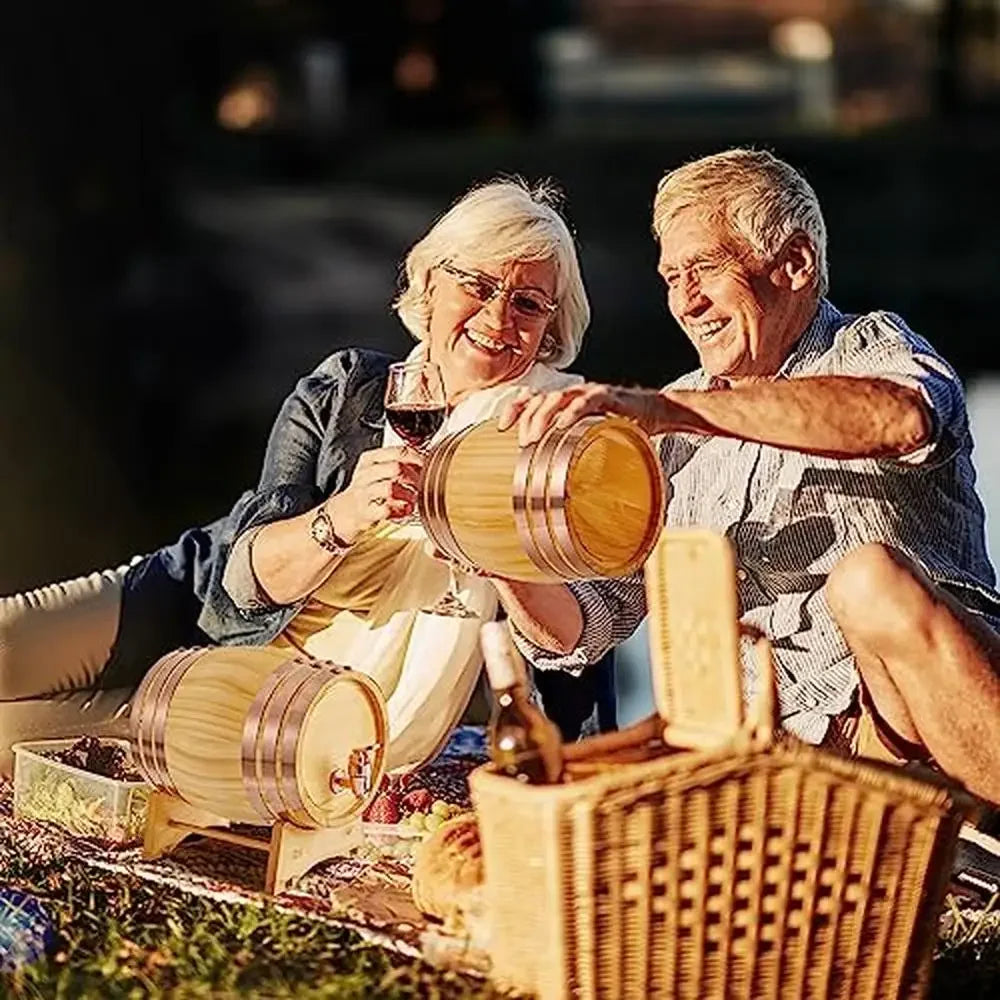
539, 331, 558, 361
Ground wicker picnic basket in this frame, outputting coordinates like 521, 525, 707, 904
469, 530, 969, 1000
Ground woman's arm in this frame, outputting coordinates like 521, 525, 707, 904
248, 447, 422, 606
217, 350, 401, 613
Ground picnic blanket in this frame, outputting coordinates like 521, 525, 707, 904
0, 726, 492, 974
3, 724, 997, 985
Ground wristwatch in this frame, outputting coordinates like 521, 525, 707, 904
309, 504, 350, 556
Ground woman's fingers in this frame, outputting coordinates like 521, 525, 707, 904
356, 445, 423, 473
353, 455, 423, 490
367, 496, 412, 520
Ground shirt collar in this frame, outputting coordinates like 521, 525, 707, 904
777, 298, 843, 378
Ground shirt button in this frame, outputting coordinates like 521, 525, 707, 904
736, 568, 748, 582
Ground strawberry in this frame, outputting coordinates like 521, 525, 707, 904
364, 792, 400, 824
401, 788, 434, 816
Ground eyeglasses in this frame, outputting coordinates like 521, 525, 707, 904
438, 261, 558, 323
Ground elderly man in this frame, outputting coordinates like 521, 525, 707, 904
501, 148, 1000, 805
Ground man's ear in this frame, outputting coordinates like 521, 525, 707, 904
777, 232, 818, 292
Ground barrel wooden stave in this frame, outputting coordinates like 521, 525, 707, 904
435, 422, 548, 582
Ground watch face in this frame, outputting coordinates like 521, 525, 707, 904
312, 512, 331, 543
311, 509, 341, 552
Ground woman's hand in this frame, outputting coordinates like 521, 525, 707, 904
327, 446, 424, 544
497, 382, 671, 445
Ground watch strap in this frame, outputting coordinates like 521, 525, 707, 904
310, 504, 350, 555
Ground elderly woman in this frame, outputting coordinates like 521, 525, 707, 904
0, 178, 592, 772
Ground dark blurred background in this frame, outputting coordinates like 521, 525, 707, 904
2, 0, 999, 592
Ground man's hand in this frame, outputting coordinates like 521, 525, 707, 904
497, 382, 672, 445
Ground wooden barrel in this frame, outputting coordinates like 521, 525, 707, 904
419, 415, 665, 583
130, 646, 388, 828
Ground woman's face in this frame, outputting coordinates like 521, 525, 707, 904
424, 257, 558, 401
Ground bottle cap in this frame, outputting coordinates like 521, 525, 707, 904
480, 621, 526, 691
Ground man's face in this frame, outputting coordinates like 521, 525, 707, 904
657, 208, 798, 382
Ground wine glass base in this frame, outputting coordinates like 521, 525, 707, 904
424, 592, 480, 619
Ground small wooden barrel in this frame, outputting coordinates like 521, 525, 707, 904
130, 646, 387, 828
419, 415, 665, 583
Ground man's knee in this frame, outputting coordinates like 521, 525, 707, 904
826, 543, 931, 643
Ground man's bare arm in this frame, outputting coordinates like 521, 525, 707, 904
492, 579, 584, 655
500, 376, 932, 460
660, 376, 932, 459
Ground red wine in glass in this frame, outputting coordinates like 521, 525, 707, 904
384, 361, 448, 451
385, 402, 447, 448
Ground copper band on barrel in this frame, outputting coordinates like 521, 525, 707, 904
512, 441, 565, 580
275, 667, 339, 826
544, 418, 600, 578
525, 424, 588, 579
130, 654, 166, 786
133, 648, 202, 794
240, 658, 305, 822
131, 650, 174, 787
418, 424, 477, 568
254, 661, 318, 823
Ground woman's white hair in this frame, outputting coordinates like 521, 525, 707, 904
393, 177, 590, 369
653, 148, 829, 296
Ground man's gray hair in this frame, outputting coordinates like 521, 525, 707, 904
653, 148, 829, 296
393, 178, 590, 369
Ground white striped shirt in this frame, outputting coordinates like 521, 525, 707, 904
513, 300, 1000, 743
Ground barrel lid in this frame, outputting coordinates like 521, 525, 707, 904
563, 417, 665, 578
293, 668, 388, 825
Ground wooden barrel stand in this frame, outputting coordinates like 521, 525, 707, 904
142, 791, 363, 894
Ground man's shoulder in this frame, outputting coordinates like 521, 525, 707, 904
831, 307, 948, 367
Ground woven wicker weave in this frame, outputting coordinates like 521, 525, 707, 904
470, 529, 968, 1000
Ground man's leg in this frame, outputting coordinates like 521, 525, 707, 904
826, 542, 1000, 803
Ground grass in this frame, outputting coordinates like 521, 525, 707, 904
0, 854, 504, 999
1, 849, 999, 998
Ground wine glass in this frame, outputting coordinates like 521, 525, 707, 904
383, 361, 477, 618
384, 360, 447, 451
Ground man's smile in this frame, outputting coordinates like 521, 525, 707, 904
688, 317, 731, 343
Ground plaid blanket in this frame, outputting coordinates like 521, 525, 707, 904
0, 727, 491, 973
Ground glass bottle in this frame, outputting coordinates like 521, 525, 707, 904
481, 621, 563, 784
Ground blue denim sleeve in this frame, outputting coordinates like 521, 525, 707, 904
195, 348, 391, 645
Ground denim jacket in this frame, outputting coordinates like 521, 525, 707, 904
101, 349, 393, 687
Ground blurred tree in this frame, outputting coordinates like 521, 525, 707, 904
936, 0, 968, 115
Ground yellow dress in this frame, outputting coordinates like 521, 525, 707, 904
269, 521, 497, 771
